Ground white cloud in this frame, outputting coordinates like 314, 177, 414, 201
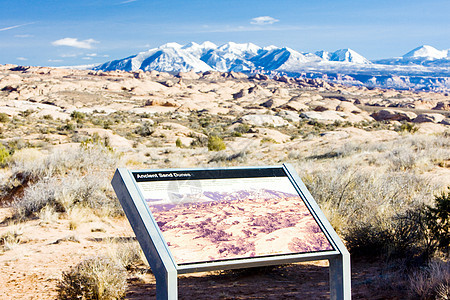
250, 16, 279, 25
119, 0, 137, 4
60, 53, 78, 58
17, 57, 28, 61
86, 53, 109, 58
82, 57, 92, 60
48, 59, 63, 62
0, 22, 35, 32
52, 38, 99, 49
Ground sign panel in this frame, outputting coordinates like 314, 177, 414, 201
132, 167, 334, 265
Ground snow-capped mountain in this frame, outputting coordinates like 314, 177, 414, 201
403, 45, 448, 60
374, 45, 450, 67
330, 49, 372, 64
199, 42, 259, 72
146, 188, 299, 211
251, 47, 321, 71
93, 42, 450, 92
94, 42, 370, 73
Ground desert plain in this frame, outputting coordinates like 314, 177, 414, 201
0, 64, 449, 299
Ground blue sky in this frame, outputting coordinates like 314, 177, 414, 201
1, 0, 449, 67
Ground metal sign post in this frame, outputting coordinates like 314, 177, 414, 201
111, 163, 351, 299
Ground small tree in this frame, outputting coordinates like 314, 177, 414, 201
426, 188, 450, 256
207, 136, 226, 151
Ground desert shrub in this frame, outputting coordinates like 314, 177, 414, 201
397, 122, 418, 133
387, 146, 417, 171
426, 188, 450, 255
58, 256, 127, 300
207, 135, 226, 151
134, 122, 154, 137
70, 111, 87, 121
300, 161, 441, 263
209, 150, 247, 164
13, 178, 61, 217
0, 145, 10, 166
107, 240, 147, 270
410, 260, 450, 300
234, 124, 250, 135
13, 171, 121, 219
0, 112, 9, 123
345, 207, 434, 264
175, 138, 183, 148
10, 143, 121, 219
0, 223, 23, 252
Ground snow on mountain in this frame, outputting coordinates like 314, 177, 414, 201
216, 42, 261, 59
374, 45, 450, 67
251, 47, 321, 71
139, 47, 212, 72
315, 50, 331, 60
160, 42, 183, 49
195, 42, 263, 72
200, 49, 255, 72
403, 45, 447, 59
330, 49, 372, 64
181, 41, 217, 58
92, 42, 450, 92
94, 47, 212, 72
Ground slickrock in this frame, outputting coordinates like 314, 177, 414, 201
241, 114, 289, 127
413, 113, 446, 123
371, 109, 417, 122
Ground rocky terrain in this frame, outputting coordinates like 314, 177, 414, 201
0, 64, 449, 299
150, 192, 332, 264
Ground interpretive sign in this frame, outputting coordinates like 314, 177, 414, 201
112, 164, 351, 299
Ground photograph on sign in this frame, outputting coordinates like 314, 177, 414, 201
133, 168, 333, 265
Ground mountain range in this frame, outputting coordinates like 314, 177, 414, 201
93, 42, 450, 92
146, 188, 298, 211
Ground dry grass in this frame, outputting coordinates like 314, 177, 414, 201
57, 256, 127, 300
10, 142, 122, 220
410, 260, 450, 300
0, 222, 24, 252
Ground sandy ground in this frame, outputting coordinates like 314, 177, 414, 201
0, 206, 408, 300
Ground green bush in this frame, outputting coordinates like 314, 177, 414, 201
426, 188, 450, 255
175, 138, 183, 148
134, 122, 154, 137
0, 113, 9, 123
0, 145, 10, 166
70, 111, 87, 121
207, 135, 226, 151
58, 256, 127, 300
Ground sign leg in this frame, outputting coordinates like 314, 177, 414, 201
329, 254, 351, 300
156, 270, 178, 300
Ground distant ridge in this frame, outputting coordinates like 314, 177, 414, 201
93, 42, 450, 92
94, 42, 373, 73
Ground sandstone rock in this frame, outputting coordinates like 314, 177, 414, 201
257, 128, 291, 143
336, 102, 362, 114
241, 114, 289, 127
440, 118, 450, 125
226, 72, 248, 79
433, 102, 450, 111
300, 111, 347, 122
280, 100, 309, 112
413, 113, 445, 123
272, 88, 291, 99
371, 109, 417, 122
233, 89, 248, 99
260, 98, 288, 109
307, 99, 341, 111
177, 71, 201, 80
276, 110, 300, 123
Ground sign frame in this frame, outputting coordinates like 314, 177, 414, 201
111, 163, 351, 299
